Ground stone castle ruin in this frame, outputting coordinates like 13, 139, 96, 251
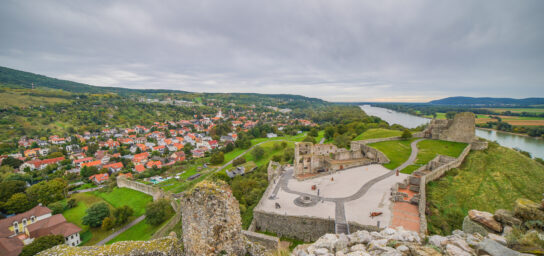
422, 112, 487, 149
293, 141, 389, 178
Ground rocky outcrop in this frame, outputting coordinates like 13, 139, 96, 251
462, 216, 490, 236
494, 209, 522, 227
180, 180, 264, 256
37, 235, 182, 256
468, 210, 502, 233
514, 198, 544, 222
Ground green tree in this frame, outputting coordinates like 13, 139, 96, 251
251, 146, 265, 160
333, 134, 350, 149
210, 152, 225, 165
101, 216, 115, 231
303, 136, 316, 144
82, 202, 110, 228
1, 157, 23, 169
0, 180, 26, 202
48, 201, 65, 214
112, 205, 134, 226
309, 128, 319, 137
4, 193, 34, 214
401, 129, 412, 140
324, 127, 335, 140
67, 198, 77, 209
283, 150, 294, 163
21, 235, 64, 256
80, 166, 99, 179
26, 178, 67, 205
145, 199, 174, 226
445, 111, 457, 119
232, 157, 247, 166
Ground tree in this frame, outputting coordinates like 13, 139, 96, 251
232, 156, 246, 166
26, 178, 67, 205
145, 199, 174, 226
67, 198, 77, 209
445, 111, 457, 119
0, 180, 27, 202
333, 134, 350, 149
309, 128, 319, 137
80, 166, 99, 179
251, 146, 265, 160
82, 202, 110, 227
401, 129, 412, 140
283, 150, 294, 163
1, 157, 23, 169
324, 127, 335, 140
4, 193, 34, 214
48, 201, 65, 214
101, 217, 114, 231
21, 235, 64, 256
303, 136, 316, 144
113, 205, 134, 226
210, 152, 225, 165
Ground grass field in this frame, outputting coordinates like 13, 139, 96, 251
426, 142, 544, 235
354, 128, 403, 141
367, 138, 415, 170
93, 187, 152, 216
401, 140, 467, 174
0, 87, 71, 107
105, 217, 165, 244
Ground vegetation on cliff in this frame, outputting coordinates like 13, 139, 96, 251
426, 142, 544, 235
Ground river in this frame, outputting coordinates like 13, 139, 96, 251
360, 105, 544, 159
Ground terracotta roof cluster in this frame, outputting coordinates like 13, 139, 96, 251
27, 214, 81, 238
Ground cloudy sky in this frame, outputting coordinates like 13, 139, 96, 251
1, 0, 543, 102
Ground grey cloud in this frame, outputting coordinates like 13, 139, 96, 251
1, 0, 543, 102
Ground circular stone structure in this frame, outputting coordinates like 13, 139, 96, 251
294, 195, 319, 207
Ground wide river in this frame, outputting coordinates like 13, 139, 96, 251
360, 105, 544, 159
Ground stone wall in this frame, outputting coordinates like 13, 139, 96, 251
253, 210, 380, 242
267, 161, 283, 182
423, 112, 476, 143
117, 176, 169, 201
242, 230, 279, 251
417, 144, 472, 234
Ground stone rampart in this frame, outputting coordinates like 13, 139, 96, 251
117, 176, 169, 201
242, 230, 279, 251
417, 144, 472, 234
253, 210, 380, 242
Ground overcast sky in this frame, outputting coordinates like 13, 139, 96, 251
1, 0, 543, 102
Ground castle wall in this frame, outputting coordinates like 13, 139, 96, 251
117, 176, 169, 201
242, 230, 279, 251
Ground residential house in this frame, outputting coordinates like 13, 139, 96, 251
89, 173, 109, 184
81, 160, 102, 169
191, 149, 205, 158
103, 162, 123, 173
73, 157, 93, 167
146, 160, 162, 169
133, 164, 145, 173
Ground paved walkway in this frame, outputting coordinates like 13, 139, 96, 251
271, 138, 424, 234
96, 215, 146, 245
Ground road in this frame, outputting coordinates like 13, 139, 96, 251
96, 215, 146, 245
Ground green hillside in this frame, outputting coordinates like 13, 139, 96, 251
426, 142, 544, 235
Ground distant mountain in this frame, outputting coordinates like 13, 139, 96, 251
429, 96, 544, 106
0, 66, 326, 104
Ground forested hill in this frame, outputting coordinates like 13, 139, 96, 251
429, 96, 544, 106
0, 66, 326, 105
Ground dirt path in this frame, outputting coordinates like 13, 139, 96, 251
95, 215, 146, 245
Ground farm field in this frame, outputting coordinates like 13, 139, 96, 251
354, 128, 403, 141
484, 108, 544, 114
367, 138, 415, 170
426, 142, 544, 236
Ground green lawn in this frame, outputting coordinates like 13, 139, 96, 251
354, 128, 403, 141
401, 140, 467, 174
426, 142, 544, 235
93, 187, 152, 216
367, 138, 415, 170
105, 218, 165, 244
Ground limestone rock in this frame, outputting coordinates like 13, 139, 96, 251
350, 231, 372, 245
462, 215, 489, 236
468, 210, 502, 233
487, 233, 507, 246
494, 209, 522, 226
314, 247, 330, 255
477, 239, 521, 256
350, 244, 367, 252
335, 234, 349, 253
345, 251, 370, 256
181, 180, 248, 256
408, 245, 443, 256
445, 237, 474, 254
465, 233, 484, 248
396, 245, 409, 253
445, 244, 472, 256
429, 235, 447, 249
514, 198, 544, 222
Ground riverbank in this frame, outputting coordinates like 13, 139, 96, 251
477, 127, 542, 139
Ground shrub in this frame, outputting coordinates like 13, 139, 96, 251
113, 205, 134, 226
145, 199, 174, 226
401, 129, 412, 140
210, 152, 225, 165
232, 157, 246, 167
101, 217, 115, 231
251, 146, 265, 160
48, 201, 65, 215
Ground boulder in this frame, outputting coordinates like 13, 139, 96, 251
477, 239, 521, 256
314, 247, 330, 255
462, 215, 489, 236
396, 245, 409, 253
428, 235, 447, 249
335, 234, 349, 252
445, 244, 472, 256
468, 210, 502, 233
487, 233, 507, 246
494, 209, 522, 226
349, 244, 367, 252
345, 251, 370, 256
408, 245, 443, 256
349, 230, 372, 245
514, 198, 544, 222
465, 233, 483, 248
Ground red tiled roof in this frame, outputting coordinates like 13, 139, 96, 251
0, 237, 23, 256
81, 160, 102, 168
103, 162, 123, 170
27, 214, 81, 238
89, 173, 109, 182
134, 165, 145, 173
0, 205, 52, 232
